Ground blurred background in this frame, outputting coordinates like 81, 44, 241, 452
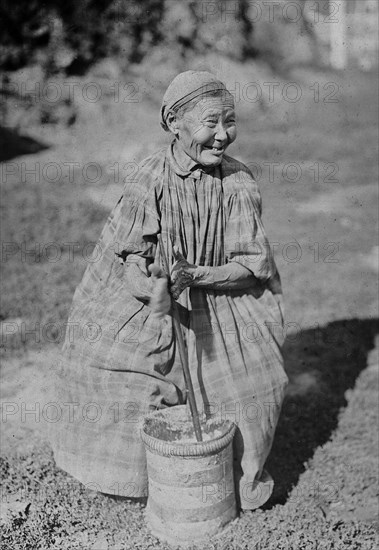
0, 1, 379, 547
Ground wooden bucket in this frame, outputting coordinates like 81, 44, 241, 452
141, 405, 237, 547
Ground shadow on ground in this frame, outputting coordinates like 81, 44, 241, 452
0, 127, 49, 162
264, 317, 379, 507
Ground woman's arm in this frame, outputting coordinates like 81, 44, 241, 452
170, 249, 259, 299
192, 262, 258, 290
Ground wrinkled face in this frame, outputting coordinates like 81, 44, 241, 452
173, 94, 237, 167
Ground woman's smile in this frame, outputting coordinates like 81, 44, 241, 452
203, 144, 225, 153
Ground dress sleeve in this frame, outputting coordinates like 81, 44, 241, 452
115, 183, 160, 261
97, 152, 163, 260
224, 178, 276, 281
77, 159, 162, 297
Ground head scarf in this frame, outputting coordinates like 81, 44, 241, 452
160, 70, 230, 132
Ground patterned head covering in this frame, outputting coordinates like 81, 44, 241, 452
160, 70, 230, 132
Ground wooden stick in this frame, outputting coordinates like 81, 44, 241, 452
158, 235, 203, 442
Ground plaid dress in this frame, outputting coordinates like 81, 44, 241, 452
51, 142, 288, 509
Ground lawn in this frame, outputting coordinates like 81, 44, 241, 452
0, 62, 378, 549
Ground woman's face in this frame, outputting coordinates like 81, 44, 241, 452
174, 95, 237, 168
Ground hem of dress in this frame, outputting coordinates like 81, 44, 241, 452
52, 451, 149, 498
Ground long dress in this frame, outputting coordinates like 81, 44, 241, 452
51, 141, 288, 509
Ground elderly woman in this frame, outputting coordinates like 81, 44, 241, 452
51, 71, 288, 510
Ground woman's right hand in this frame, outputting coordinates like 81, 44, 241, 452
170, 247, 197, 299
148, 264, 171, 317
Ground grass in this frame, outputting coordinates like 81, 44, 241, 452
0, 63, 378, 548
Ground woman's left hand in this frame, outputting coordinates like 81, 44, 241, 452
170, 247, 197, 300
148, 264, 171, 317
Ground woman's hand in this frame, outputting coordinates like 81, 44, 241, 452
169, 248, 258, 298
170, 247, 197, 300
148, 264, 171, 317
